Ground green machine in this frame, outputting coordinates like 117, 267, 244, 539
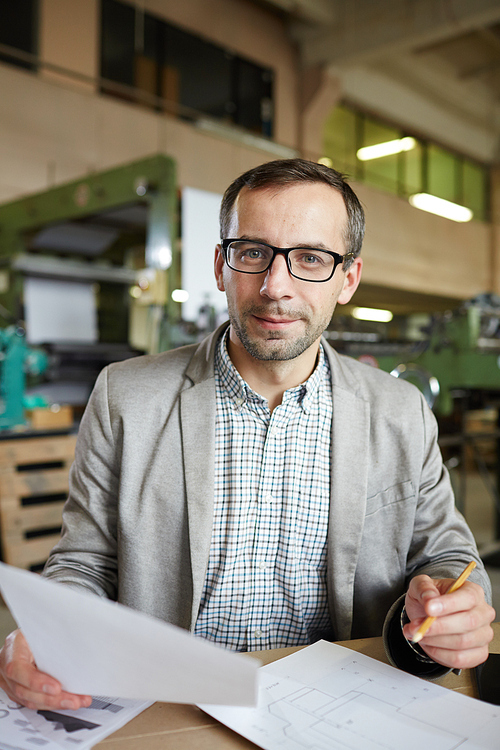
0, 155, 179, 428
374, 296, 500, 416
0, 154, 179, 351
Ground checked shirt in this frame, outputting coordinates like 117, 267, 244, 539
194, 332, 334, 651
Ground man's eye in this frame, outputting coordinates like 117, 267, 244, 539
300, 253, 323, 265
238, 246, 265, 260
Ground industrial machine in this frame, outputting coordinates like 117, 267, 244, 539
0, 155, 179, 426
374, 295, 500, 415
0, 325, 47, 429
0, 154, 178, 348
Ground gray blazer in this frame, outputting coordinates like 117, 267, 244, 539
44, 324, 490, 641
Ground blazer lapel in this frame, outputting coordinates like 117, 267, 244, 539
327, 363, 370, 640
181, 379, 216, 628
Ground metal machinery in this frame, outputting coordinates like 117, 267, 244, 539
0, 325, 48, 429
332, 295, 500, 559
0, 155, 179, 427
373, 296, 500, 415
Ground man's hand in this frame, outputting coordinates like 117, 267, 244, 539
403, 575, 496, 670
0, 629, 92, 710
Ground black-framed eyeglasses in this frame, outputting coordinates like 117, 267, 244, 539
221, 239, 354, 283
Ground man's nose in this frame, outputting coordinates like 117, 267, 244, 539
259, 252, 294, 299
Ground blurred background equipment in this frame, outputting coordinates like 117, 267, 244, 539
0, 155, 178, 423
0, 324, 47, 430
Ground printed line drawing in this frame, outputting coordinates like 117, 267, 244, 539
202, 640, 500, 750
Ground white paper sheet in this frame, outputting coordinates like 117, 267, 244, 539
0, 686, 152, 750
201, 640, 500, 750
0, 563, 258, 707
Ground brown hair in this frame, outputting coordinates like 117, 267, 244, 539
219, 158, 365, 262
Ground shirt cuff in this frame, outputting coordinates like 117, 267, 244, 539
382, 594, 453, 679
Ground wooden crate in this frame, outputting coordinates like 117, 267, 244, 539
0, 434, 77, 570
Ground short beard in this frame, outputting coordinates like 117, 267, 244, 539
230, 305, 331, 362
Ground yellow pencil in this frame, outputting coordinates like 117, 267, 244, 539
411, 561, 477, 644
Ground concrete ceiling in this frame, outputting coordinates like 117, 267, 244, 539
256, 0, 500, 163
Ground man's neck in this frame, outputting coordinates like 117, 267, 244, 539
226, 333, 321, 412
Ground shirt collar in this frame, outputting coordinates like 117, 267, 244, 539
215, 329, 329, 414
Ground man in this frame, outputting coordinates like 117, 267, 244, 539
0, 159, 494, 711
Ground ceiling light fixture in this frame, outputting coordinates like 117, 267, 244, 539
357, 136, 416, 161
408, 193, 473, 222
352, 307, 393, 323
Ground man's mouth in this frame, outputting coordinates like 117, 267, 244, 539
252, 314, 299, 329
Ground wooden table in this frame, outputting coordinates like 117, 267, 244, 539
98, 623, 500, 749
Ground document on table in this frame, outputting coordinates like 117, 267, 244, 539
201, 640, 500, 750
0, 686, 152, 750
0, 562, 258, 707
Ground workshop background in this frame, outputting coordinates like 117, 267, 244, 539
0, 0, 499, 639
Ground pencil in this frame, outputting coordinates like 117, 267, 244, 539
411, 560, 477, 644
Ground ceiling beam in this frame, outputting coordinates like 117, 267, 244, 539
298, 0, 500, 68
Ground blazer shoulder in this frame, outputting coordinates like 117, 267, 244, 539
96, 340, 214, 411
103, 325, 225, 392
108, 344, 195, 383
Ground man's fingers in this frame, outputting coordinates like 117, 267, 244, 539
405, 619, 494, 649
0, 629, 92, 711
423, 582, 484, 618
2, 630, 63, 698
6, 682, 92, 711
4, 667, 93, 710
419, 643, 491, 671
5, 657, 59, 695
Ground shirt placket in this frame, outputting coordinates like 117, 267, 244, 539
246, 403, 292, 650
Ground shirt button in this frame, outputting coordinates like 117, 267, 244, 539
258, 561, 267, 570
264, 493, 273, 503
254, 629, 262, 638
234, 397, 244, 406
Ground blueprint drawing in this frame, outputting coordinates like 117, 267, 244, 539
201, 640, 500, 750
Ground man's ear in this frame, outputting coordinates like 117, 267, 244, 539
214, 244, 225, 292
337, 257, 363, 305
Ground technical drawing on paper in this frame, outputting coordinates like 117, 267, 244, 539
201, 640, 500, 750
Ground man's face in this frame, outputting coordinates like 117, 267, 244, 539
214, 182, 362, 365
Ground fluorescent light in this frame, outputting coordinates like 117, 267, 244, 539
408, 193, 473, 222
172, 289, 189, 303
352, 307, 393, 323
357, 137, 416, 161
318, 157, 333, 168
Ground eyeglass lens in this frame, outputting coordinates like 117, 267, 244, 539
226, 241, 337, 281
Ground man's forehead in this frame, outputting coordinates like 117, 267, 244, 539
235, 182, 344, 203
228, 182, 348, 238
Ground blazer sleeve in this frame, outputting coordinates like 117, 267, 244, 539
405, 395, 491, 597
383, 394, 491, 676
43, 367, 119, 599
